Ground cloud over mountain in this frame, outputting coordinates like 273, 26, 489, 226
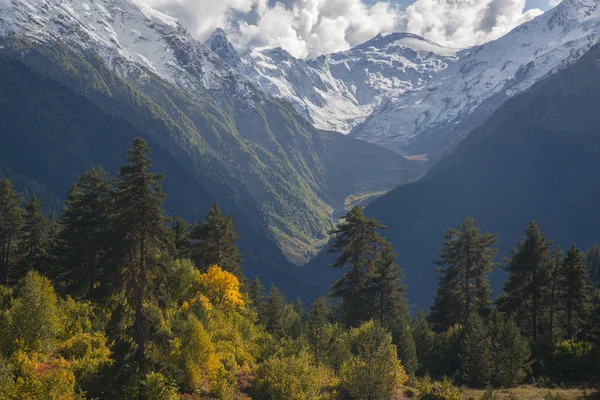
143, 0, 543, 58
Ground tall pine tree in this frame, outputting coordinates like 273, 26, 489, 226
558, 245, 589, 339
498, 221, 552, 370
18, 195, 47, 277
584, 243, 600, 289
56, 166, 114, 298
328, 206, 386, 327
370, 242, 407, 325
112, 138, 167, 372
429, 217, 499, 332
191, 203, 243, 278
0, 178, 23, 284
459, 311, 493, 387
489, 309, 531, 388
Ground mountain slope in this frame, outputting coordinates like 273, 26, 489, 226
360, 41, 600, 307
351, 0, 600, 159
207, 30, 457, 135
0, 0, 421, 265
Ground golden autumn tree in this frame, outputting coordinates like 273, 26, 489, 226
200, 265, 244, 310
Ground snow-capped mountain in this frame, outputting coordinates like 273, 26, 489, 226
0, 0, 257, 100
351, 0, 600, 157
207, 30, 457, 134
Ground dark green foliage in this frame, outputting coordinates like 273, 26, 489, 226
558, 245, 590, 339
412, 309, 435, 376
0, 178, 23, 284
498, 222, 553, 350
584, 244, 600, 289
307, 297, 332, 367
392, 317, 418, 376
18, 195, 48, 277
459, 312, 492, 387
248, 277, 267, 318
168, 215, 191, 260
191, 203, 243, 278
328, 206, 386, 327
265, 285, 287, 334
371, 243, 408, 325
429, 217, 499, 332
112, 138, 167, 370
489, 310, 531, 387
55, 166, 114, 298
548, 247, 563, 341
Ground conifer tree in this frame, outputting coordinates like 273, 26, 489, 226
191, 203, 243, 278
584, 243, 600, 289
370, 243, 407, 325
307, 297, 332, 367
498, 221, 552, 360
558, 245, 589, 339
412, 309, 435, 375
265, 285, 286, 333
56, 166, 114, 297
328, 206, 386, 327
429, 217, 499, 332
168, 215, 191, 260
0, 178, 23, 284
459, 311, 492, 387
392, 316, 418, 376
489, 310, 531, 388
248, 277, 266, 318
112, 138, 167, 371
18, 195, 47, 276
548, 247, 563, 340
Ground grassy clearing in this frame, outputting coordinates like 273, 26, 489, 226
463, 386, 596, 400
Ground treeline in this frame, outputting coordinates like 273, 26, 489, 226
0, 138, 599, 399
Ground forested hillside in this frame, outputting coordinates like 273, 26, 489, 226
0, 141, 598, 398
365, 42, 600, 307
0, 38, 420, 265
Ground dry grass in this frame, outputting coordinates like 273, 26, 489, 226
464, 386, 596, 400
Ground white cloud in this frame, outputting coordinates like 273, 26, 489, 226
142, 0, 545, 58
402, 0, 544, 49
549, 0, 562, 6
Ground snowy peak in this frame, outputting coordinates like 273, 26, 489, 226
205, 27, 241, 68
0, 0, 251, 96
222, 31, 457, 133
352, 32, 456, 56
350, 0, 600, 158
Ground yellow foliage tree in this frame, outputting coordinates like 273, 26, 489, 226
178, 316, 220, 392
200, 265, 244, 310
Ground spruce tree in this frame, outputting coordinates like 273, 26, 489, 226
558, 245, 589, 339
328, 206, 386, 327
489, 309, 531, 388
370, 242, 407, 325
248, 277, 266, 318
498, 221, 552, 362
265, 285, 286, 333
191, 203, 243, 278
547, 247, 563, 340
168, 215, 191, 260
112, 138, 167, 371
429, 217, 499, 332
18, 195, 47, 277
307, 297, 332, 367
584, 243, 600, 289
392, 316, 418, 376
0, 178, 23, 284
459, 311, 492, 387
56, 166, 114, 298
412, 309, 435, 375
